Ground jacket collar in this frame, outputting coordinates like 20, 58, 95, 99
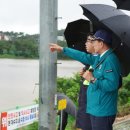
99, 49, 113, 62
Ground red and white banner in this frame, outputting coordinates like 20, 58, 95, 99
1, 112, 7, 130
1, 104, 38, 130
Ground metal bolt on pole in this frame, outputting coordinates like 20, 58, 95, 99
39, 0, 57, 130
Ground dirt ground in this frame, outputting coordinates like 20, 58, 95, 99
115, 114, 130, 123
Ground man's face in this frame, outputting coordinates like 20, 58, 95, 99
92, 40, 103, 54
85, 36, 95, 54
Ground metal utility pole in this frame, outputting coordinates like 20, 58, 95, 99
39, 0, 57, 130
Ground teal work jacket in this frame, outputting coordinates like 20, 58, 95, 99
63, 47, 121, 116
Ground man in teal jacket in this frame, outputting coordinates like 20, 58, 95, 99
50, 29, 121, 130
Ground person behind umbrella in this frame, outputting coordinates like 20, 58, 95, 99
76, 34, 96, 130
50, 29, 121, 130
57, 93, 77, 130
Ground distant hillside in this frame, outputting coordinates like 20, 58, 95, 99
0, 30, 69, 59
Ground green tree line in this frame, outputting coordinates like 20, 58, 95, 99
0, 31, 68, 59
0, 31, 39, 58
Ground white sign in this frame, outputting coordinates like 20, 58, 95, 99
1, 104, 39, 130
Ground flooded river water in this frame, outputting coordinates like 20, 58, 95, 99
0, 59, 83, 111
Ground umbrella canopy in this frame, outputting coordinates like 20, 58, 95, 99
113, 0, 130, 10
64, 19, 92, 52
81, 4, 130, 76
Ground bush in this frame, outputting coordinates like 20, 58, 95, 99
57, 73, 81, 105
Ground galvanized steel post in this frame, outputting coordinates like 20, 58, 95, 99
39, 0, 57, 129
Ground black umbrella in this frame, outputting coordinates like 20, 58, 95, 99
81, 4, 130, 76
64, 19, 92, 52
113, 0, 130, 10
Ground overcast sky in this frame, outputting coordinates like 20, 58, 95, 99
0, 0, 129, 34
